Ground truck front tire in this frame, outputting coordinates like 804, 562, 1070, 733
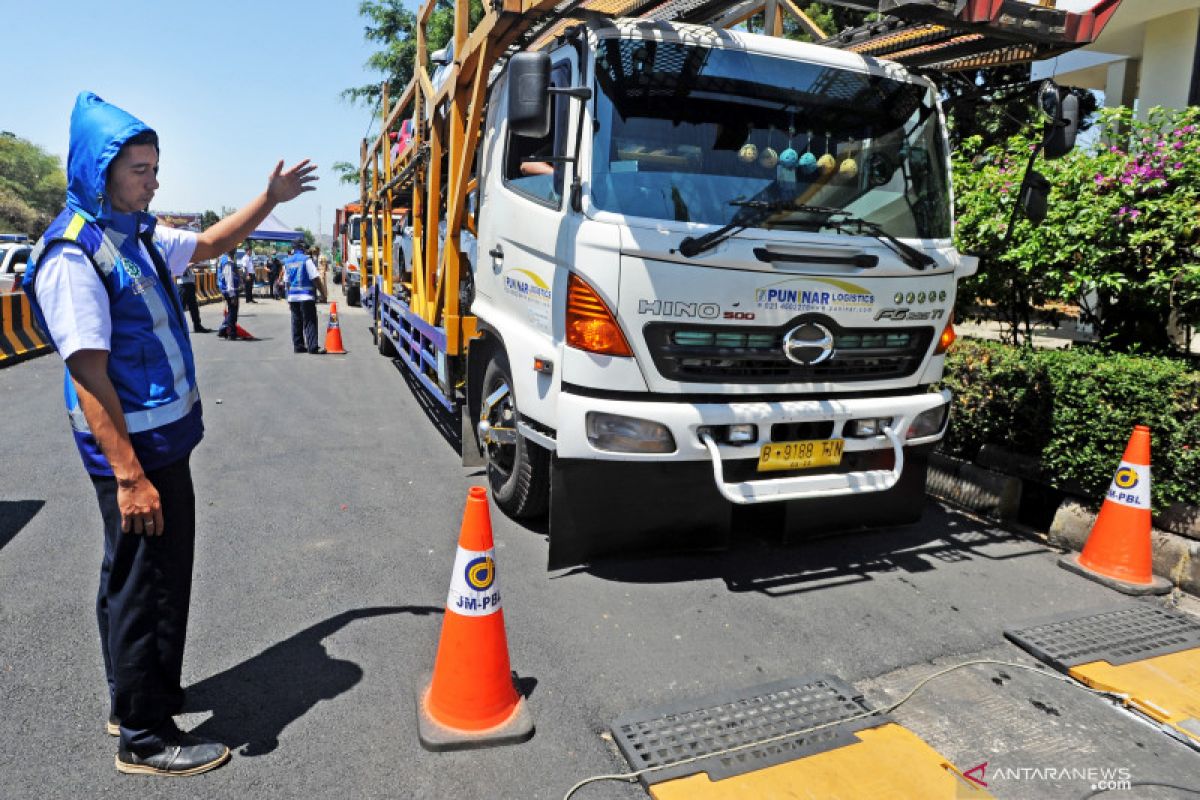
480, 351, 549, 519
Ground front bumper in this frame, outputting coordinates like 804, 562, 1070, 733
554, 388, 949, 461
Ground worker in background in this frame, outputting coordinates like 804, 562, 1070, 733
285, 242, 326, 353
216, 248, 241, 339
21, 90, 316, 777
177, 264, 211, 333
268, 254, 283, 299
316, 249, 329, 303
239, 247, 256, 304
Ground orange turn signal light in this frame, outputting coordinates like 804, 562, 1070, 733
934, 315, 956, 354
565, 273, 632, 357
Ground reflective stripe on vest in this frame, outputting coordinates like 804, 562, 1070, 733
286, 254, 314, 301
27, 209, 201, 446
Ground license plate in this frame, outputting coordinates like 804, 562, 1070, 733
757, 439, 844, 472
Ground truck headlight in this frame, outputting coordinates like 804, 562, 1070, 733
907, 404, 949, 439
845, 417, 892, 438
586, 412, 676, 453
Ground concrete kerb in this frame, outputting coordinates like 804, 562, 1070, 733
926, 450, 1200, 597
1048, 500, 1200, 596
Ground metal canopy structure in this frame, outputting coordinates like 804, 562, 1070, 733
359, 0, 1121, 406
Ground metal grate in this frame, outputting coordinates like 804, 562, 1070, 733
644, 321, 932, 383
611, 675, 883, 785
1005, 604, 1200, 672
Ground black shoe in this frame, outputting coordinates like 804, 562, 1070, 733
308, 348, 326, 355
294, 348, 306, 354
193, 326, 213, 334
116, 732, 230, 776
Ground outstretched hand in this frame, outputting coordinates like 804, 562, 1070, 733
267, 159, 319, 204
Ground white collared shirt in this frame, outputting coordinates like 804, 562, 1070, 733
35, 225, 197, 360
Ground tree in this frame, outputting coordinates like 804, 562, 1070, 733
954, 106, 1200, 355
200, 210, 220, 231
332, 161, 361, 186
295, 227, 316, 249
0, 132, 66, 236
342, 0, 485, 109
342, 0, 420, 109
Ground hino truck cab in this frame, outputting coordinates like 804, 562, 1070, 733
467, 20, 977, 566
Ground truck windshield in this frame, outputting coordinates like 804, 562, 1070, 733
590, 38, 951, 239
349, 217, 381, 245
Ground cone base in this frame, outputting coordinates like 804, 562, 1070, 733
1058, 553, 1171, 596
415, 675, 534, 752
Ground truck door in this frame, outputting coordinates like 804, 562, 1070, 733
477, 48, 579, 342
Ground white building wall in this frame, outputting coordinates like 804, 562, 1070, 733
1138, 8, 1200, 113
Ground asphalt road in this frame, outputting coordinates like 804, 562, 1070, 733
2, 296, 1198, 799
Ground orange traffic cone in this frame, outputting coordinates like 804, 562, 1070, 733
416, 487, 534, 750
324, 302, 347, 354
1059, 425, 1171, 595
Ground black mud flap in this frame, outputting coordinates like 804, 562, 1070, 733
781, 444, 933, 540
547, 457, 732, 570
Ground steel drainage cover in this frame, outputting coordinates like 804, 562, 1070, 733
610, 675, 884, 785
1004, 604, 1200, 671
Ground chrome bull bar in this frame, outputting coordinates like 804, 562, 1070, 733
700, 426, 906, 505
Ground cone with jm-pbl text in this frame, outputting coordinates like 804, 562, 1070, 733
324, 302, 347, 354
416, 486, 534, 750
1059, 425, 1171, 595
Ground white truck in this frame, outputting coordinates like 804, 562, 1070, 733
360, 0, 1109, 567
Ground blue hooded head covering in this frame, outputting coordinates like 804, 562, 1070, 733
66, 92, 156, 225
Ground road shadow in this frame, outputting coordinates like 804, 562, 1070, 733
392, 358, 462, 456
0, 500, 44, 552
557, 503, 1048, 597
185, 604, 442, 756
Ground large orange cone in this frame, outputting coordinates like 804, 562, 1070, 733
323, 302, 346, 354
416, 487, 534, 750
1059, 425, 1171, 595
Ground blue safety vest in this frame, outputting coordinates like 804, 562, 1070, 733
25, 209, 204, 476
285, 252, 314, 301
217, 254, 241, 293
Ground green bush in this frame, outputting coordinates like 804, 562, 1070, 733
939, 338, 1200, 511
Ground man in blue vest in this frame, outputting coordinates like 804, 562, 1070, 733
284, 241, 326, 353
216, 247, 242, 339
23, 91, 316, 776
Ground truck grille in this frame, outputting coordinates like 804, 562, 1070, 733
643, 320, 933, 384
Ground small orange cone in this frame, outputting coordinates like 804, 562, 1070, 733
416, 487, 534, 750
323, 302, 347, 354
1059, 425, 1170, 595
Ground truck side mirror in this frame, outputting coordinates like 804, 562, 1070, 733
1039, 82, 1079, 160
507, 52, 551, 139
1019, 169, 1050, 225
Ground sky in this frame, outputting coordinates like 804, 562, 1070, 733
1, 0, 394, 241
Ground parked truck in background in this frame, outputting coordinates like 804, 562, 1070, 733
358, 0, 1118, 567
335, 202, 409, 306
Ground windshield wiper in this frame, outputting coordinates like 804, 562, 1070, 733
678, 199, 935, 270
677, 197, 804, 258
823, 213, 935, 270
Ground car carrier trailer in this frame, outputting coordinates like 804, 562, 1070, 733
358, 0, 1121, 567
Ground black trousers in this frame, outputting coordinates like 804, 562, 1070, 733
290, 299, 319, 352
244, 273, 256, 302
92, 456, 195, 754
178, 282, 203, 331
222, 293, 239, 337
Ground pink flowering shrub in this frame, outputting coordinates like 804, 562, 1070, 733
954, 106, 1200, 354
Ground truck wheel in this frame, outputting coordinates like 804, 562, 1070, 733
480, 351, 549, 519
